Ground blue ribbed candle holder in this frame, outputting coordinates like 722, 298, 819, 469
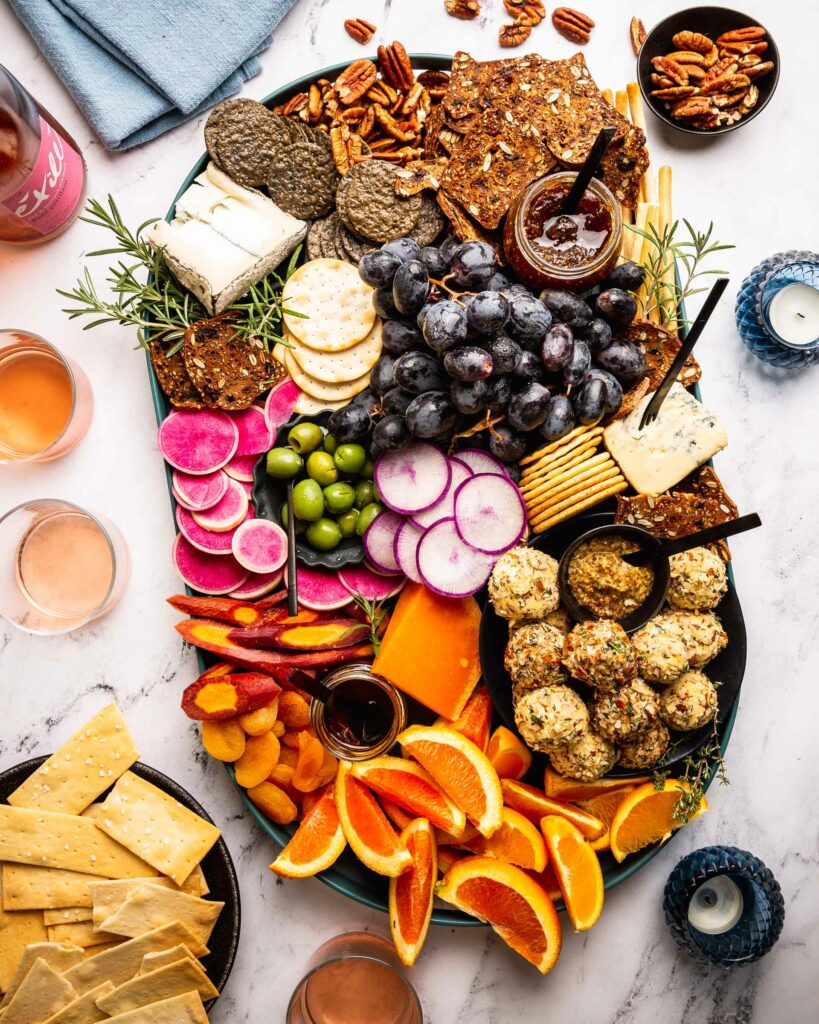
663, 846, 785, 968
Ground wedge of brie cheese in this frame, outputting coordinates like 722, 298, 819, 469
603, 383, 727, 496
148, 163, 307, 315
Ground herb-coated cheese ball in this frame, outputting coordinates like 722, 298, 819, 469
631, 618, 689, 685
542, 605, 573, 638
655, 609, 728, 669
504, 622, 567, 696
549, 728, 618, 781
667, 546, 728, 611
562, 619, 637, 690
617, 720, 670, 769
589, 679, 660, 744
659, 670, 718, 731
514, 685, 589, 753
489, 546, 560, 623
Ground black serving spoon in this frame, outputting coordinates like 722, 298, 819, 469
561, 125, 617, 215
286, 481, 298, 617
622, 513, 762, 567
289, 669, 390, 746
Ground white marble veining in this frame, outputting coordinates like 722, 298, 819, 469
1, 1, 818, 1020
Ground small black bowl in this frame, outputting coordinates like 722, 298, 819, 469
637, 6, 780, 136
558, 522, 670, 634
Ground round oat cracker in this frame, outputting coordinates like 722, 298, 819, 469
267, 141, 338, 220
410, 193, 446, 246
277, 345, 371, 402
204, 99, 287, 188
336, 160, 422, 244
282, 258, 376, 352
288, 320, 382, 383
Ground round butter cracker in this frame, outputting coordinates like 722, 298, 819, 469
287, 321, 382, 383
283, 347, 370, 402
282, 258, 375, 352
294, 392, 348, 415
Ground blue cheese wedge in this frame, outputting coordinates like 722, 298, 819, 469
147, 163, 307, 315
603, 383, 727, 496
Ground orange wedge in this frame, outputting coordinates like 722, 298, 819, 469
609, 780, 707, 863
437, 846, 469, 875
389, 818, 437, 966
436, 686, 492, 751
335, 761, 412, 877
540, 815, 604, 932
380, 796, 415, 833
351, 756, 466, 836
398, 725, 503, 838
486, 726, 533, 781
435, 821, 478, 846
438, 856, 562, 974
269, 785, 346, 878
502, 780, 606, 841
526, 861, 562, 903
576, 787, 635, 852
463, 807, 547, 872
544, 765, 649, 802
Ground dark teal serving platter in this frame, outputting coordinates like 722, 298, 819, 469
148, 54, 741, 927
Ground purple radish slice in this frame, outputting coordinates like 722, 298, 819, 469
410, 458, 472, 531
172, 534, 249, 595
363, 511, 404, 575
228, 569, 284, 600
176, 505, 250, 555
234, 406, 274, 456
448, 455, 475, 477
453, 473, 527, 555
158, 410, 238, 475
284, 563, 354, 612
231, 519, 288, 574
265, 378, 301, 432
172, 469, 229, 511
374, 442, 451, 515
416, 518, 496, 598
337, 564, 406, 601
452, 447, 510, 478
224, 454, 258, 483
191, 478, 249, 533
393, 520, 424, 585
364, 558, 404, 578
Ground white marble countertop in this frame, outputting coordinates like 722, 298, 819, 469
1, 1, 817, 1020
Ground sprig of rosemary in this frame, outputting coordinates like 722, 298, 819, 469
626, 219, 734, 330
350, 595, 388, 657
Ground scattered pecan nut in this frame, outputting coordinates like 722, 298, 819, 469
717, 26, 766, 44
505, 0, 546, 26
281, 92, 308, 117
738, 84, 760, 114
744, 60, 774, 81
679, 65, 706, 81
344, 18, 376, 45
671, 30, 714, 53
416, 69, 451, 98
630, 16, 647, 56
652, 85, 697, 101
552, 7, 595, 45
720, 39, 768, 56
672, 96, 712, 118
335, 59, 378, 105
703, 58, 738, 85
700, 72, 750, 96
651, 73, 674, 88
665, 50, 707, 66
651, 55, 689, 86
378, 41, 414, 92
499, 20, 532, 47
444, 0, 481, 19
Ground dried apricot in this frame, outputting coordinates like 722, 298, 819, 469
247, 781, 298, 825
270, 763, 295, 787
279, 691, 311, 728
234, 732, 281, 789
279, 746, 299, 769
238, 698, 279, 736
293, 732, 325, 792
201, 719, 246, 763
272, 720, 286, 738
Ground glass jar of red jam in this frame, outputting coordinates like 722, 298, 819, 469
503, 171, 623, 293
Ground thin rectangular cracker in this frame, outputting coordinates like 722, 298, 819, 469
43, 907, 92, 926
1, 959, 76, 1024
138, 945, 196, 976
96, 958, 218, 1016
41, 982, 114, 1024
8, 705, 139, 816
47, 922, 120, 949
88, 877, 175, 930
0, 878, 48, 991
101, 991, 208, 1024
0, 942, 84, 1009
3, 865, 109, 911
98, 884, 223, 948
96, 773, 220, 887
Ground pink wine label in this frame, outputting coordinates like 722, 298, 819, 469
1, 117, 84, 235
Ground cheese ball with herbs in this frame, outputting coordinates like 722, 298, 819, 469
549, 728, 618, 781
589, 679, 660, 744
659, 670, 718, 731
514, 685, 590, 753
617, 720, 670, 770
504, 622, 567, 696
631, 617, 689, 685
562, 619, 637, 690
489, 546, 560, 623
667, 546, 728, 611
543, 605, 573, 638
656, 609, 728, 669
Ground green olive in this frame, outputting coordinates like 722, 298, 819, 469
323, 482, 356, 515
356, 502, 383, 536
337, 509, 359, 538
322, 432, 338, 455
306, 517, 342, 551
361, 457, 375, 480
334, 443, 367, 476
265, 447, 303, 480
354, 479, 377, 509
306, 451, 339, 487
279, 502, 305, 534
288, 422, 324, 455
292, 478, 325, 522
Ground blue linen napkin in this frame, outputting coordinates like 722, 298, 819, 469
9, 0, 299, 151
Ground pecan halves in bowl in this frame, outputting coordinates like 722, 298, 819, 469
335, 59, 378, 105
671, 30, 714, 53
378, 41, 414, 92
552, 7, 595, 45
716, 26, 766, 44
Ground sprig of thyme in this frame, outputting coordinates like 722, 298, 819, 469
672, 715, 730, 824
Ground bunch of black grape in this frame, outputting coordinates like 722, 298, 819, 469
337, 235, 646, 464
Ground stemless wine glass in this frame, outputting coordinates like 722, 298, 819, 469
0, 499, 130, 634
287, 932, 423, 1024
0, 330, 93, 464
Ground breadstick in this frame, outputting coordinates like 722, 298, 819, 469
626, 201, 649, 268
658, 165, 677, 333
636, 203, 660, 320
627, 82, 656, 205
613, 88, 634, 260
602, 88, 614, 105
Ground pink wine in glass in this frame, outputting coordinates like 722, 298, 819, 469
0, 64, 86, 245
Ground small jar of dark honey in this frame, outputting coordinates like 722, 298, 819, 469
311, 664, 407, 761
503, 170, 623, 292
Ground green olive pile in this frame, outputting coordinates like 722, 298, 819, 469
265, 421, 383, 552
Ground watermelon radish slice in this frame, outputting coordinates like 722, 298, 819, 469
454, 473, 527, 555
284, 563, 354, 612
191, 478, 249, 533
158, 410, 238, 475
228, 569, 284, 600
176, 505, 251, 555
265, 378, 301, 432
224, 454, 258, 483
172, 469, 229, 511
393, 520, 424, 584
172, 534, 249, 595
416, 518, 496, 598
231, 519, 288, 574
452, 448, 510, 478
410, 458, 472, 531
234, 406, 274, 456
363, 511, 403, 575
374, 443, 451, 515
364, 558, 403, 578
337, 563, 405, 601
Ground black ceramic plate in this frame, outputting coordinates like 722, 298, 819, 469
480, 512, 747, 779
252, 412, 366, 571
637, 6, 780, 136
0, 757, 240, 1007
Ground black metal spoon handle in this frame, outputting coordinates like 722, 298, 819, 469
561, 126, 617, 215
623, 513, 762, 566
286, 481, 298, 617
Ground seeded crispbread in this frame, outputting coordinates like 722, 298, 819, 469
599, 125, 650, 208
204, 99, 288, 188
149, 342, 204, 410
621, 320, 702, 391
266, 140, 339, 220
282, 259, 375, 352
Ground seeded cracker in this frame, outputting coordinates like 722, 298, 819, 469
306, 219, 327, 261
599, 125, 650, 208
621, 320, 702, 390
149, 340, 204, 410
339, 222, 379, 263
204, 99, 288, 188
336, 160, 422, 244
266, 141, 339, 220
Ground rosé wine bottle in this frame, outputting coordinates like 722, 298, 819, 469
0, 64, 86, 245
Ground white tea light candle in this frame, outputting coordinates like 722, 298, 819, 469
767, 283, 819, 346
687, 875, 744, 935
